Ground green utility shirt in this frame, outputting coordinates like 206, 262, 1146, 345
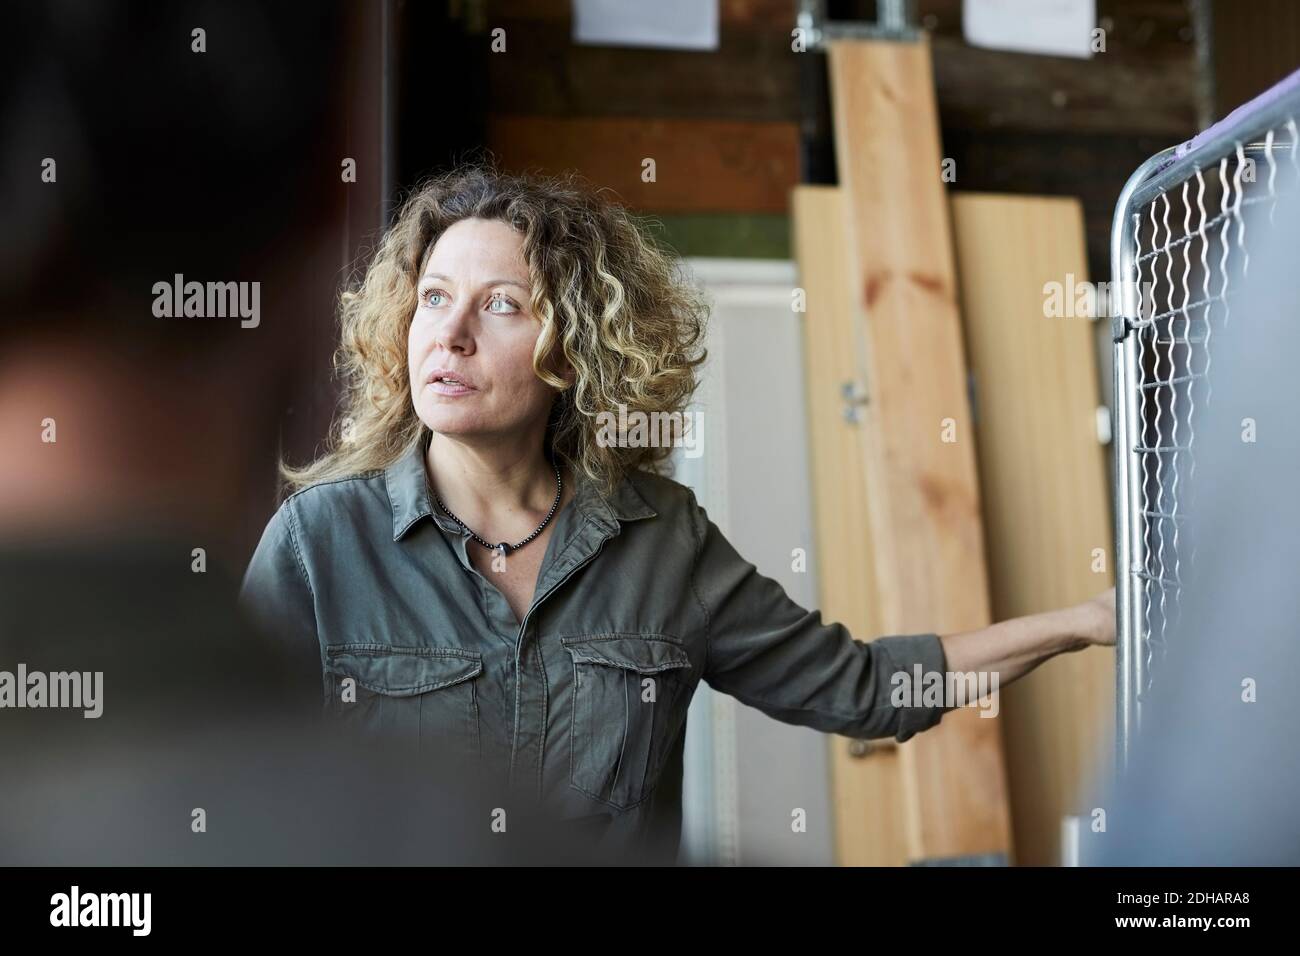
238, 429, 951, 862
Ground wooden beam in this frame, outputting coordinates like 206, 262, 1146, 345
827, 36, 1012, 862
794, 184, 909, 866
486, 115, 798, 214
950, 193, 1116, 865
486, 17, 800, 122
489, 0, 791, 25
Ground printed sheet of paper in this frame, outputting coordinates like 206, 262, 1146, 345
963, 0, 1096, 59
572, 0, 719, 51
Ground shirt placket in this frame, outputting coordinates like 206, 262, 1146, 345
506, 509, 619, 802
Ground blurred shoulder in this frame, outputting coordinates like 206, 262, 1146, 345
273, 469, 392, 539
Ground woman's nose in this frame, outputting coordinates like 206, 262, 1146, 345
434, 304, 476, 354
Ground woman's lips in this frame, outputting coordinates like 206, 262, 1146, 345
426, 369, 478, 397
429, 379, 476, 397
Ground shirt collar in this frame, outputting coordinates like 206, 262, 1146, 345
385, 429, 657, 542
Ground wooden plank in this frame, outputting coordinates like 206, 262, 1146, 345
487, 19, 800, 122
950, 194, 1115, 865
489, 0, 792, 25
793, 185, 909, 867
827, 36, 1012, 862
486, 115, 798, 214
1212, 0, 1300, 118
930, 34, 1196, 135
922, 0, 1198, 135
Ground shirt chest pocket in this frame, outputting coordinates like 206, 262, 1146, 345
561, 634, 692, 811
323, 644, 483, 761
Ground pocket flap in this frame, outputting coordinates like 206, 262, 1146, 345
324, 644, 482, 696
561, 635, 690, 674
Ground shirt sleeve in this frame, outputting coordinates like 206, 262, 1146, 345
688, 491, 952, 742
237, 500, 323, 680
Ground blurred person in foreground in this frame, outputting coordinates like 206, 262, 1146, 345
0, 1, 609, 865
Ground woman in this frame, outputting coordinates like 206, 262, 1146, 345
239, 166, 1115, 862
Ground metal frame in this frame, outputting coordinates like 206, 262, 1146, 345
1112, 82, 1300, 771
796, 0, 920, 48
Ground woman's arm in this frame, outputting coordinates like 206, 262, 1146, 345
691, 491, 955, 741
689, 485, 1117, 740
939, 588, 1116, 685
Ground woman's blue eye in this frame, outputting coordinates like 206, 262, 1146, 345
420, 290, 517, 312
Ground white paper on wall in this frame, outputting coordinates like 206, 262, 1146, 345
572, 0, 719, 51
963, 0, 1097, 59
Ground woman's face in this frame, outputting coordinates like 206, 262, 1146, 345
408, 217, 555, 445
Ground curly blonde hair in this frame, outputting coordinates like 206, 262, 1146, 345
280, 164, 709, 497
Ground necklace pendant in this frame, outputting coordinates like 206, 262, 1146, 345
496, 542, 509, 559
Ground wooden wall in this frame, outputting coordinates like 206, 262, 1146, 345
1212, 0, 1300, 116
479, 0, 1202, 277
409, 0, 1296, 280
483, 0, 799, 258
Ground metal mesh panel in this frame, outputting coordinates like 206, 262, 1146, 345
1114, 110, 1300, 766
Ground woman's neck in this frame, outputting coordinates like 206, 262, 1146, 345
424, 431, 565, 538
